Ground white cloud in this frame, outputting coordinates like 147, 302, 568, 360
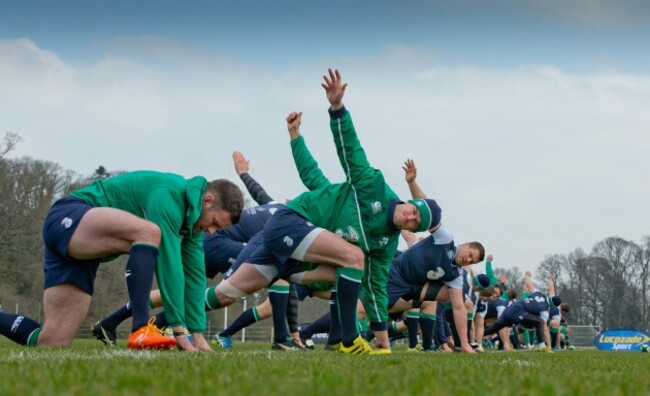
1, 37, 649, 273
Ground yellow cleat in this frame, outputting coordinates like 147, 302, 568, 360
339, 336, 374, 355
537, 346, 554, 353
370, 348, 392, 355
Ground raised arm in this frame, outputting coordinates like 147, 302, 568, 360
232, 151, 274, 205
524, 271, 535, 292
402, 159, 427, 199
322, 69, 373, 185
547, 274, 556, 297
286, 111, 331, 191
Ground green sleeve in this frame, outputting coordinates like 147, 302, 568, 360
486, 260, 498, 286
290, 135, 331, 191
181, 233, 207, 333
145, 191, 187, 328
329, 109, 373, 186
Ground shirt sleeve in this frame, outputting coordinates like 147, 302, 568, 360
290, 135, 331, 191
238, 172, 274, 205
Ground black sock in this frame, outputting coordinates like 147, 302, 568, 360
0, 312, 41, 346
153, 310, 168, 328
327, 289, 341, 345
269, 285, 290, 343
405, 311, 420, 348
221, 307, 259, 337
100, 302, 132, 331
125, 244, 159, 331
299, 312, 331, 340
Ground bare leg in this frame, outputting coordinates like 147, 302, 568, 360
39, 284, 91, 347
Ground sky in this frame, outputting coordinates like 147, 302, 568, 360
1, 0, 649, 274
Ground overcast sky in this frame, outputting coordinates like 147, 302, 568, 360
1, 1, 649, 274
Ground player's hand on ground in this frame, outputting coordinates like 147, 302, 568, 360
286, 111, 302, 140
402, 159, 417, 183
461, 344, 476, 354
321, 68, 347, 110
175, 334, 198, 352
191, 333, 213, 352
232, 151, 250, 175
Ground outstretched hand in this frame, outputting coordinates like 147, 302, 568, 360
321, 68, 347, 110
286, 111, 303, 140
486, 254, 494, 262
402, 159, 417, 183
232, 151, 250, 175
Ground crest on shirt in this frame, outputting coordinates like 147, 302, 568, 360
427, 268, 445, 280
335, 226, 359, 243
371, 201, 382, 215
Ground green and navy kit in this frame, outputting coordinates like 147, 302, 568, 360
70, 171, 208, 332
287, 107, 400, 326
390, 226, 463, 289
203, 201, 285, 278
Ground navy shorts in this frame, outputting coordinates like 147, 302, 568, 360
203, 233, 245, 278
225, 232, 302, 283
387, 267, 421, 309
42, 197, 99, 295
262, 207, 318, 264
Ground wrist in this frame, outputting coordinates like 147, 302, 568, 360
330, 102, 343, 111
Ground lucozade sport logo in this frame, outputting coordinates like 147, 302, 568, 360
594, 329, 650, 351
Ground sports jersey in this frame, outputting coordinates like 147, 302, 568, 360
70, 171, 207, 331
390, 226, 463, 289
286, 107, 401, 326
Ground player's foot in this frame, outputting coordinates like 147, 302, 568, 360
537, 346, 554, 353
553, 346, 561, 351
271, 339, 300, 351
301, 338, 315, 349
407, 343, 423, 352
339, 336, 374, 355
211, 334, 233, 350
324, 342, 340, 351
370, 348, 392, 355
127, 317, 176, 350
91, 322, 117, 347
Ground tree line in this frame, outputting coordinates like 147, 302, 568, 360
1, 132, 648, 332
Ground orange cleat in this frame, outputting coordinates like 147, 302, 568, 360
127, 317, 176, 350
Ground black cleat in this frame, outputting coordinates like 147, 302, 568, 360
271, 339, 300, 351
91, 322, 117, 347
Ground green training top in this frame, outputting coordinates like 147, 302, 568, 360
71, 170, 208, 332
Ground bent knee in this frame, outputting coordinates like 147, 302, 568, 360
341, 246, 365, 270
135, 221, 161, 246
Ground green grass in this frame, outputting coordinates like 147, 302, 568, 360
1, 340, 648, 396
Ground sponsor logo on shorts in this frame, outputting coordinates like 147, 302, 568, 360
61, 217, 73, 229
284, 236, 294, 247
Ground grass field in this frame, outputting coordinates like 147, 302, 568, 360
1, 340, 648, 396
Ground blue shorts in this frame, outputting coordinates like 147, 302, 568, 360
203, 233, 245, 278
42, 197, 99, 295
387, 267, 421, 309
262, 207, 318, 264
225, 232, 303, 283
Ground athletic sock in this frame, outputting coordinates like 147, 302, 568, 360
0, 312, 42, 346
327, 288, 342, 345
300, 312, 331, 340
420, 313, 436, 350
523, 329, 531, 347
287, 284, 299, 334
205, 286, 221, 311
550, 326, 558, 346
100, 302, 132, 331
405, 311, 421, 348
126, 243, 159, 331
153, 310, 168, 328
467, 312, 474, 344
336, 267, 363, 347
269, 284, 290, 343
220, 307, 260, 337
